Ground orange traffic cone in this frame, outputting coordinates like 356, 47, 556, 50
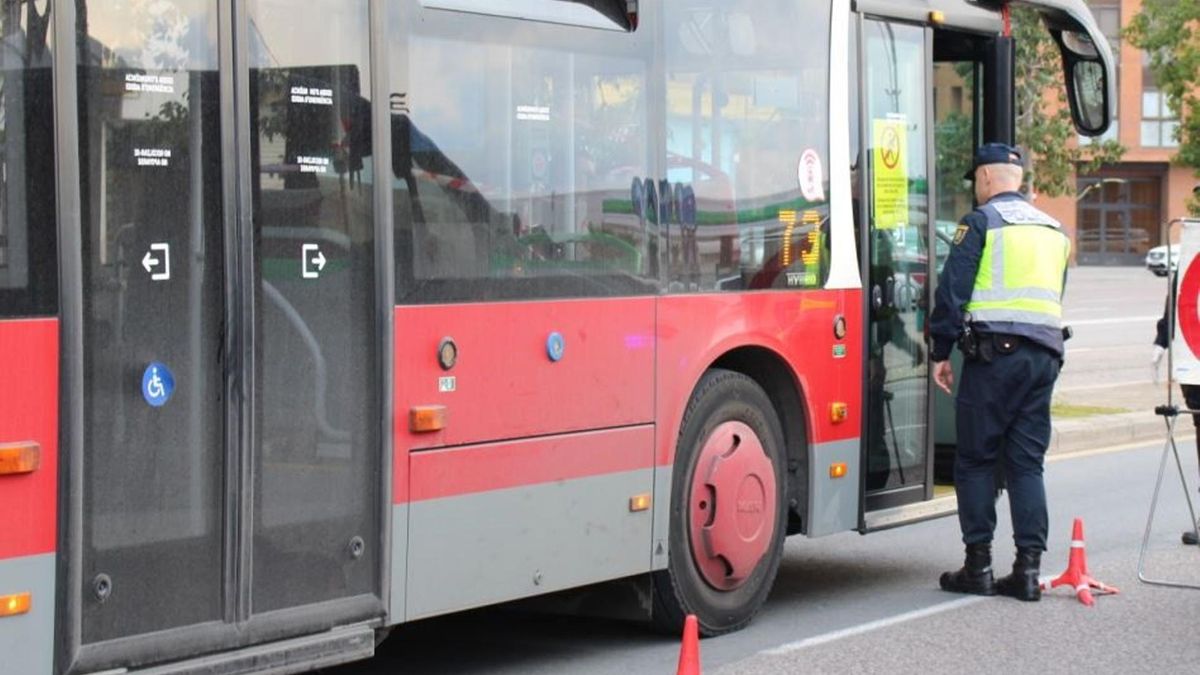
676, 614, 701, 675
1041, 518, 1119, 606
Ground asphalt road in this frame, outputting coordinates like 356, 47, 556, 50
331, 441, 1200, 674
1058, 265, 1168, 394
329, 265, 1200, 675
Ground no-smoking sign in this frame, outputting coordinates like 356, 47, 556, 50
880, 126, 901, 170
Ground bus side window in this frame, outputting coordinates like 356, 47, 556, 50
0, 8, 56, 319
663, 0, 832, 293
390, 14, 654, 303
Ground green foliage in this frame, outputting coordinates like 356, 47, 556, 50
1012, 8, 1123, 197
1127, 0, 1200, 214
936, 110, 974, 190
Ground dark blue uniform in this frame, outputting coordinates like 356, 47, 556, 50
930, 192, 1065, 552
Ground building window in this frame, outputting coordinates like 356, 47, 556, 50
1141, 89, 1179, 148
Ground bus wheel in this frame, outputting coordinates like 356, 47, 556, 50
652, 369, 787, 636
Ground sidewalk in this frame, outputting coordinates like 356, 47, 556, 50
1050, 381, 1194, 455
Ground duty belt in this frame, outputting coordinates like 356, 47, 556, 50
958, 326, 1022, 363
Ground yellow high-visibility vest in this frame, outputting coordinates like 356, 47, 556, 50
964, 201, 1071, 328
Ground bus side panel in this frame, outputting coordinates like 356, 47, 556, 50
0, 318, 59, 675
653, 290, 863, 561
393, 298, 655, 452
404, 425, 654, 620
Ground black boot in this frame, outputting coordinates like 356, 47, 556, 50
939, 543, 995, 596
995, 548, 1041, 601
1183, 529, 1198, 545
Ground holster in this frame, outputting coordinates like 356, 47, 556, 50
957, 324, 984, 362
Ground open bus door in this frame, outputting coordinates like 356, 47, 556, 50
858, 0, 1113, 531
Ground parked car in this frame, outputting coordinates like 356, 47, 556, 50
1146, 245, 1180, 277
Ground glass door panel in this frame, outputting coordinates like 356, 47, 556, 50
864, 20, 930, 503
931, 59, 978, 484
246, 0, 380, 614
77, 0, 226, 643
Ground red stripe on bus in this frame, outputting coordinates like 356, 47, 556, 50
407, 425, 654, 502
393, 299, 656, 452
655, 290, 864, 466
0, 319, 59, 560
393, 290, 864, 502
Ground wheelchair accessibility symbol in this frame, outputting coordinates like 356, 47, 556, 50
142, 362, 176, 408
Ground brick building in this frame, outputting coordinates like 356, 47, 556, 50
1035, 0, 1196, 265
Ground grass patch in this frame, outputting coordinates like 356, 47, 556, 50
1051, 402, 1131, 419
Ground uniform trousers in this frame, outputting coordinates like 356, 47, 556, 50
955, 341, 1061, 551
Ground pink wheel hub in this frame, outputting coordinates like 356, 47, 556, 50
688, 421, 777, 591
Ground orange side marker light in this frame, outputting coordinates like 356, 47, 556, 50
0, 593, 31, 618
629, 493, 652, 512
0, 442, 40, 476
830, 463, 848, 479
409, 406, 448, 433
830, 402, 849, 423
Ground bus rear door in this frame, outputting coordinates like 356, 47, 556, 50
64, 2, 385, 671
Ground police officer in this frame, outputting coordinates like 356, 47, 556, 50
930, 143, 1070, 602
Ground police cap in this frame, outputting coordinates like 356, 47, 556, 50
964, 143, 1024, 181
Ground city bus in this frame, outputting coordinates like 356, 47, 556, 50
0, 1, 1112, 672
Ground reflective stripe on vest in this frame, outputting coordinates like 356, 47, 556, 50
964, 204, 1070, 329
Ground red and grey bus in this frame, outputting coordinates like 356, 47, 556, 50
0, 1, 1112, 672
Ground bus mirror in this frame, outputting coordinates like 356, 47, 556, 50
1021, 0, 1117, 138
1052, 28, 1110, 137
1071, 60, 1108, 136
1060, 29, 1099, 59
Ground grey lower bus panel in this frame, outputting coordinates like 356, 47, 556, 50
125, 625, 375, 675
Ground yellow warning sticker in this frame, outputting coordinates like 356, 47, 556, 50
872, 118, 909, 231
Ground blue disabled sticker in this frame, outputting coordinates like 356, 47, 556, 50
142, 362, 176, 408
546, 332, 566, 362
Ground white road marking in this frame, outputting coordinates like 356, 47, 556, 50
1055, 380, 1154, 392
760, 597, 988, 655
1065, 346, 1139, 355
1048, 433, 1194, 463
1066, 315, 1159, 326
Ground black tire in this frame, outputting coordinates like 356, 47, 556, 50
651, 369, 787, 636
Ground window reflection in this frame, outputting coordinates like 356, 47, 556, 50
393, 17, 654, 303
77, 0, 225, 641
422, 0, 635, 31
864, 20, 928, 495
0, 1, 56, 317
248, 0, 380, 614
663, 0, 832, 292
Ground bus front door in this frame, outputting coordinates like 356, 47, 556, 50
860, 17, 936, 518
70, 1, 383, 670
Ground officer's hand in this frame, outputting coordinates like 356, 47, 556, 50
934, 360, 954, 395
1152, 345, 1166, 365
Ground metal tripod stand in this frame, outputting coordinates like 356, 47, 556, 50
1138, 230, 1200, 590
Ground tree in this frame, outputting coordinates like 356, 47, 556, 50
1126, 0, 1200, 213
1011, 7, 1124, 198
